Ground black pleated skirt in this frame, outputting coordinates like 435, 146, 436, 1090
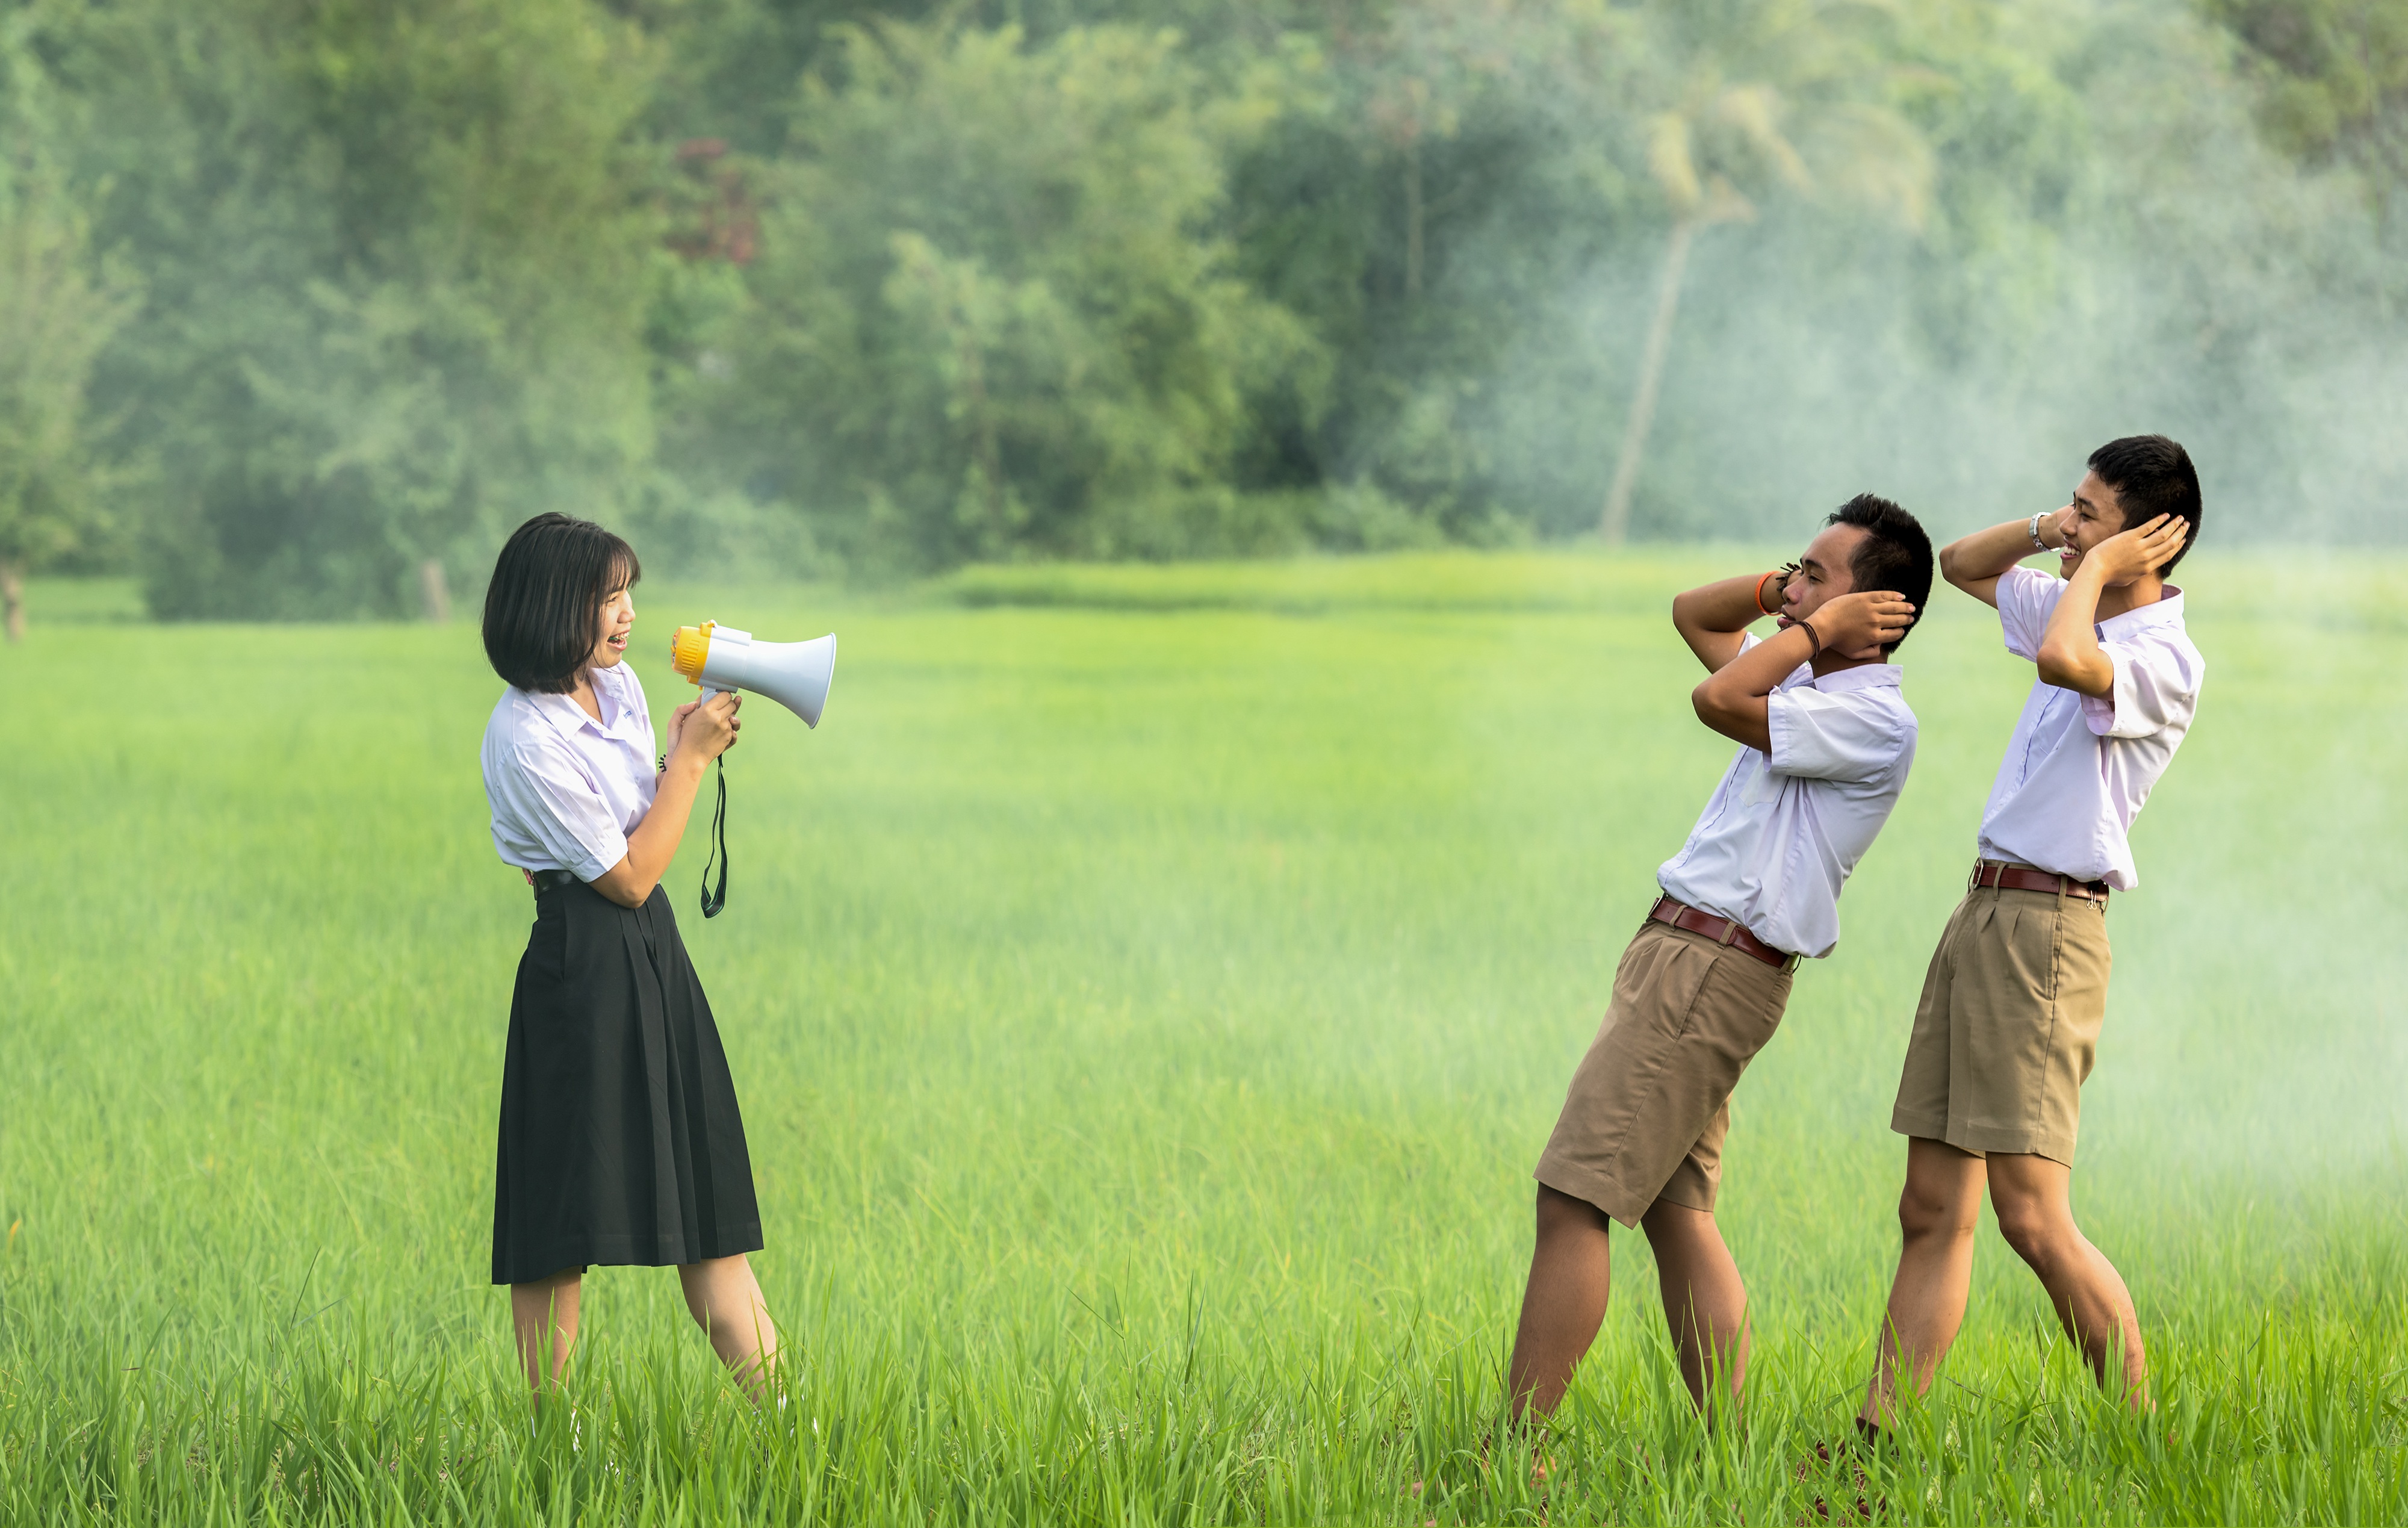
491, 878, 762, 1285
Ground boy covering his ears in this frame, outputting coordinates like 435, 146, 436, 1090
1506, 495, 1932, 1420
1858, 436, 2203, 1429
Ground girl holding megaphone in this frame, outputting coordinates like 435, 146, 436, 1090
477, 513, 778, 1403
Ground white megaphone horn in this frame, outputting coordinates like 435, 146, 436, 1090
668, 621, 836, 727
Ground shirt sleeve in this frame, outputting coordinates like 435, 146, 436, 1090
1995, 567, 2064, 661
1767, 687, 1912, 783
2081, 633, 2204, 740
507, 734, 631, 883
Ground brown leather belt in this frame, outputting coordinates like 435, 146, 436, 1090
1647, 895, 1799, 971
1969, 860, 2111, 904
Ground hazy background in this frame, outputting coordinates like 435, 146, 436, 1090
2, 0, 2402, 622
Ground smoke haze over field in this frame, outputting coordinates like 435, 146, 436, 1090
1427, 1, 2408, 547
0, 0, 2402, 617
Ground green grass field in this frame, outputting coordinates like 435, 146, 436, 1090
2, 550, 2403, 1524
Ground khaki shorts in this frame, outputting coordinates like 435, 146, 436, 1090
1890, 884, 2112, 1165
1534, 919, 1795, 1226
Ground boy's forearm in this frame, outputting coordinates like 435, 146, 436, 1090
1941, 518, 2053, 585
1675, 572, 1782, 635
1691, 622, 1817, 751
1705, 621, 1818, 700
1672, 569, 1786, 672
2035, 561, 2114, 695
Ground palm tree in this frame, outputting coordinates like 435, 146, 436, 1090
1600, 4, 1932, 544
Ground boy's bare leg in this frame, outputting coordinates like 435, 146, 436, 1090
1506, 1185, 1615, 1420
1640, 1199, 1749, 1411
1860, 1138, 1985, 1426
678, 1253, 781, 1400
1985, 1152, 2149, 1408
510, 1268, 583, 1397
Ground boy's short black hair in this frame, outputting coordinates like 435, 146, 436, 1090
1827, 493, 1933, 655
2087, 435, 2201, 575
482, 513, 641, 694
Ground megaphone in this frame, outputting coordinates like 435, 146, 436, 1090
663, 621, 837, 922
668, 621, 836, 727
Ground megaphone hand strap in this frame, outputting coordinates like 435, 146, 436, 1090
699, 754, 728, 919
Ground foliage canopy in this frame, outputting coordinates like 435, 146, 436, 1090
1, 0, 2402, 616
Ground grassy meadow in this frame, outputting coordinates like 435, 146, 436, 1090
1, 549, 2403, 1524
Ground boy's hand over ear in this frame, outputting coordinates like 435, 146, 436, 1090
2087, 513, 2189, 582
1808, 591, 1917, 660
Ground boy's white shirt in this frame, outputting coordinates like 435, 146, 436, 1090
1975, 567, 2204, 890
1657, 633, 1919, 960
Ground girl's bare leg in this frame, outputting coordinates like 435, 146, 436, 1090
678, 1253, 781, 1399
510, 1267, 583, 1397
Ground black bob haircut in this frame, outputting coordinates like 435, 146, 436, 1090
2088, 435, 2201, 576
482, 513, 641, 694
1826, 493, 1934, 655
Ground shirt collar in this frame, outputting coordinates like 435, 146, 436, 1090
2097, 584, 2184, 638
1800, 661, 1902, 694
527, 667, 632, 738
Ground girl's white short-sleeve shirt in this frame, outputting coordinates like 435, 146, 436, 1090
482, 662, 658, 883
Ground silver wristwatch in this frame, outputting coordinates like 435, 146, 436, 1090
2027, 511, 2049, 552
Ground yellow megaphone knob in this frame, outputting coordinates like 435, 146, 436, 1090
669, 621, 715, 683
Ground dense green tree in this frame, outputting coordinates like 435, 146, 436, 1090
2206, 0, 2408, 210
1220, 1, 1657, 541
0, 0, 2400, 613
0, 5, 137, 640
51, 0, 660, 618
665, 20, 1320, 570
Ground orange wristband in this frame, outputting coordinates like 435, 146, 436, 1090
1754, 569, 1784, 616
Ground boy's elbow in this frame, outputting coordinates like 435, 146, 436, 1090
1937, 542, 1973, 589
2035, 645, 2110, 696
1691, 680, 1729, 727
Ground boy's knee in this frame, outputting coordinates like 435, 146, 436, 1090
1993, 1203, 2072, 1267
1897, 1184, 1976, 1243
